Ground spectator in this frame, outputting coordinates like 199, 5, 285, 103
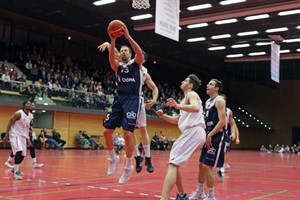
44, 128, 62, 150
75, 130, 90, 149
81, 130, 100, 150
260, 145, 267, 152
150, 132, 160, 150
52, 129, 66, 148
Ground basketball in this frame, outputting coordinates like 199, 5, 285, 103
107, 20, 124, 37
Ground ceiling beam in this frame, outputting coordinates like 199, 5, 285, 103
134, 1, 300, 31
224, 53, 300, 62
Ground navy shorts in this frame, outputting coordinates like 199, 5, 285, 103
200, 131, 225, 168
104, 95, 142, 132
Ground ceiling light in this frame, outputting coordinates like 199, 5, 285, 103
211, 34, 231, 39
237, 31, 258, 36
280, 49, 290, 54
278, 9, 300, 16
208, 46, 226, 51
249, 52, 266, 56
42, 110, 46, 113
266, 27, 288, 33
44, 103, 48, 106
93, 0, 115, 6
220, 0, 246, 6
244, 14, 269, 21
131, 14, 152, 20
226, 54, 243, 58
215, 18, 238, 25
297, 49, 300, 52
256, 42, 272, 46
187, 37, 206, 42
297, 25, 300, 29
187, 23, 208, 29
283, 38, 300, 43
231, 43, 250, 48
187, 4, 212, 11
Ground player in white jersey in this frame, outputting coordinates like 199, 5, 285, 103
4, 102, 44, 170
3, 100, 32, 180
99, 43, 158, 173
156, 74, 206, 200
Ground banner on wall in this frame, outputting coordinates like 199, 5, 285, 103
155, 0, 180, 41
270, 42, 280, 83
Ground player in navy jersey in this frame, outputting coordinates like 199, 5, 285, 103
98, 43, 157, 173
216, 94, 240, 179
102, 23, 144, 184
189, 79, 226, 200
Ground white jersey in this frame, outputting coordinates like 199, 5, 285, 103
9, 109, 31, 139
178, 94, 206, 132
225, 108, 231, 130
141, 66, 148, 84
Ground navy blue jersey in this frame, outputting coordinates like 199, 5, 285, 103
115, 60, 143, 96
205, 95, 224, 133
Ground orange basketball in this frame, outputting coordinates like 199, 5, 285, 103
107, 20, 124, 37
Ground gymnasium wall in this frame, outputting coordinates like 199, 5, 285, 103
0, 106, 180, 148
229, 79, 300, 146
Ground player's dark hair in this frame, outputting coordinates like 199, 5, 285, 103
188, 74, 202, 91
211, 79, 223, 93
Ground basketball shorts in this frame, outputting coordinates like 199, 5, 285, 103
9, 133, 27, 156
104, 95, 142, 132
200, 131, 225, 168
169, 125, 206, 167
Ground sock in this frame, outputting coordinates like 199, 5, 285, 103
134, 145, 140, 157
14, 164, 19, 173
7, 156, 13, 162
208, 187, 214, 197
143, 144, 150, 157
197, 183, 204, 193
108, 150, 115, 160
179, 192, 186, 197
125, 157, 132, 169
32, 158, 37, 164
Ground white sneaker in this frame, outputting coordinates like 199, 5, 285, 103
14, 171, 23, 180
224, 163, 230, 169
119, 165, 134, 184
5, 161, 14, 169
107, 155, 120, 175
189, 190, 207, 200
207, 196, 217, 200
32, 163, 44, 168
220, 167, 225, 173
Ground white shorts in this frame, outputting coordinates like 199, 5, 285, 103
9, 133, 27, 156
136, 100, 146, 128
169, 125, 206, 167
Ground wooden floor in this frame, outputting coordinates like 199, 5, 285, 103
1, 149, 300, 200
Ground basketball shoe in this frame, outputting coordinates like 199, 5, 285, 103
189, 190, 208, 200
107, 155, 120, 175
145, 157, 154, 173
32, 163, 44, 168
5, 161, 14, 169
134, 156, 143, 173
119, 165, 134, 184
175, 193, 189, 200
14, 171, 23, 180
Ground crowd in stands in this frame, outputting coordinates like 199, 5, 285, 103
1, 44, 182, 117
260, 143, 300, 154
